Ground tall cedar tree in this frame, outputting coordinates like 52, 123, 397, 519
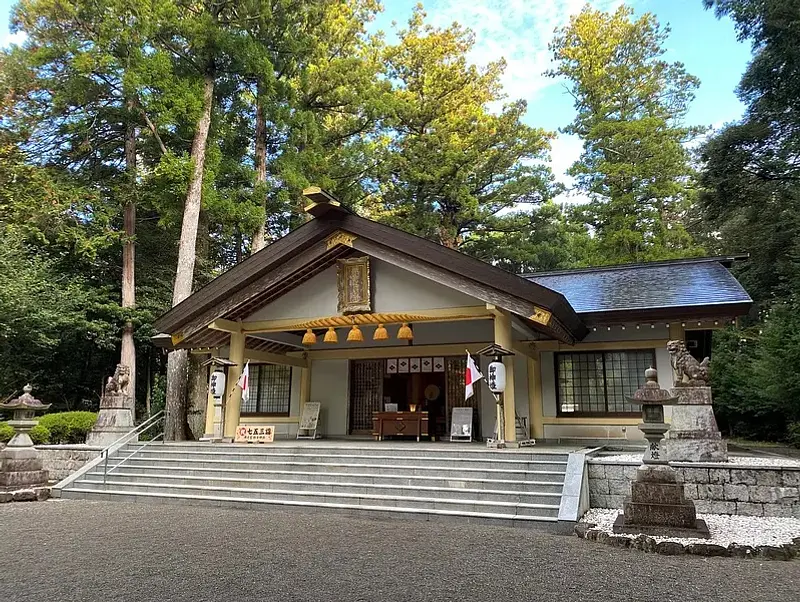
549, 4, 705, 264
370, 8, 557, 251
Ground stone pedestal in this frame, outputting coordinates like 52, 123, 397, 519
0, 445, 49, 491
614, 465, 709, 538
86, 393, 134, 447
666, 386, 727, 463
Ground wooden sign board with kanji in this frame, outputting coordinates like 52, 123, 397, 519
235, 424, 275, 444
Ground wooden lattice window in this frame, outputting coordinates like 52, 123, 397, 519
240, 364, 292, 416
556, 350, 654, 416
349, 359, 384, 432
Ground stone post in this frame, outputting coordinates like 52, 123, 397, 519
665, 340, 727, 462
86, 364, 134, 447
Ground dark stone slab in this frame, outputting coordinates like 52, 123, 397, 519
0, 469, 49, 489
630, 481, 688, 505
727, 544, 755, 558
612, 515, 711, 539
623, 498, 697, 528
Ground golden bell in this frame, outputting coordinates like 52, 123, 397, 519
373, 323, 388, 341
397, 322, 413, 340
323, 327, 338, 343
347, 324, 364, 342
301, 329, 317, 345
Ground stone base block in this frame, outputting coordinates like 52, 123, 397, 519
92, 407, 133, 431
623, 497, 698, 528
630, 481, 688, 505
613, 514, 710, 539
667, 438, 728, 463
0, 470, 49, 489
86, 427, 132, 447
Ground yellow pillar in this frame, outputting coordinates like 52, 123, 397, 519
528, 353, 544, 439
300, 361, 312, 406
493, 310, 516, 442
223, 331, 247, 439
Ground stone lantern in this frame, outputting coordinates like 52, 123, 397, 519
612, 368, 710, 538
0, 384, 51, 492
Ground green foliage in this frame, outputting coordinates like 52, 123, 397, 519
787, 423, 800, 449
0, 422, 13, 443
38, 412, 98, 444
0, 422, 50, 444
368, 7, 558, 258
29, 424, 50, 445
548, 4, 706, 264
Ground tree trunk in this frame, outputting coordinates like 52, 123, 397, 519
186, 352, 208, 439
251, 80, 268, 254
121, 103, 137, 420
165, 68, 215, 441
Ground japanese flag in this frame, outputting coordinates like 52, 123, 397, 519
236, 361, 250, 403
465, 352, 483, 401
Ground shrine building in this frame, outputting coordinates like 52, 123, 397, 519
153, 188, 753, 444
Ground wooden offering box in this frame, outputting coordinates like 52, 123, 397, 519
372, 411, 429, 441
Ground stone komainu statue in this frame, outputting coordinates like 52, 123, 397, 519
104, 364, 131, 397
666, 340, 710, 386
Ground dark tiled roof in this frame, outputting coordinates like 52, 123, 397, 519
525, 259, 752, 314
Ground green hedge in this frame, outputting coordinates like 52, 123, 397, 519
0, 422, 13, 443
37, 412, 97, 444
0, 422, 51, 444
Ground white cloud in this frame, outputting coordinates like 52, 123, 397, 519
550, 133, 591, 205
2, 30, 27, 47
427, 0, 626, 104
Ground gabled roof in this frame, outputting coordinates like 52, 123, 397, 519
154, 191, 588, 345
525, 256, 753, 322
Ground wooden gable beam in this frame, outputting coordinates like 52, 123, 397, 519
351, 239, 575, 343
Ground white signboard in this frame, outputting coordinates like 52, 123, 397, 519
235, 424, 275, 443
297, 402, 321, 439
299, 402, 321, 431
450, 407, 473, 442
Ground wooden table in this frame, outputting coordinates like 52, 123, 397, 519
372, 411, 429, 441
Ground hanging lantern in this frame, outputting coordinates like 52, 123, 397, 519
347, 324, 364, 342
373, 323, 388, 341
397, 322, 413, 340
487, 359, 506, 393
302, 329, 317, 345
210, 370, 226, 400
323, 327, 338, 343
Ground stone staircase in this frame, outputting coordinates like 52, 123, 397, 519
56, 443, 571, 527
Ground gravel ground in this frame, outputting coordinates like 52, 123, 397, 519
597, 454, 800, 466
583, 508, 800, 547
1, 500, 799, 602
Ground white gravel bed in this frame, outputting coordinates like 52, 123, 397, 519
582, 508, 800, 547
595, 453, 800, 467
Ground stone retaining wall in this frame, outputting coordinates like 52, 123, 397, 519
35, 445, 102, 482
588, 460, 800, 518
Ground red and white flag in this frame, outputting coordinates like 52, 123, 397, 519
465, 352, 483, 401
236, 361, 250, 403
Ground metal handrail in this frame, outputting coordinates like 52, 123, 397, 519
100, 410, 165, 484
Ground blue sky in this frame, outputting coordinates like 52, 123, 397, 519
0, 0, 753, 200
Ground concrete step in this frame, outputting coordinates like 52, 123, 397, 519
116, 448, 568, 471
123, 442, 568, 462
67, 479, 561, 518
86, 465, 564, 493
59, 487, 561, 528
82, 471, 563, 504
103, 457, 567, 482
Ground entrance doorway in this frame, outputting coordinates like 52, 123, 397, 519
349, 356, 482, 439
383, 371, 447, 438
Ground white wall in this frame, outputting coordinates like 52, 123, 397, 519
372, 260, 479, 311
244, 257, 483, 324
309, 359, 349, 436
